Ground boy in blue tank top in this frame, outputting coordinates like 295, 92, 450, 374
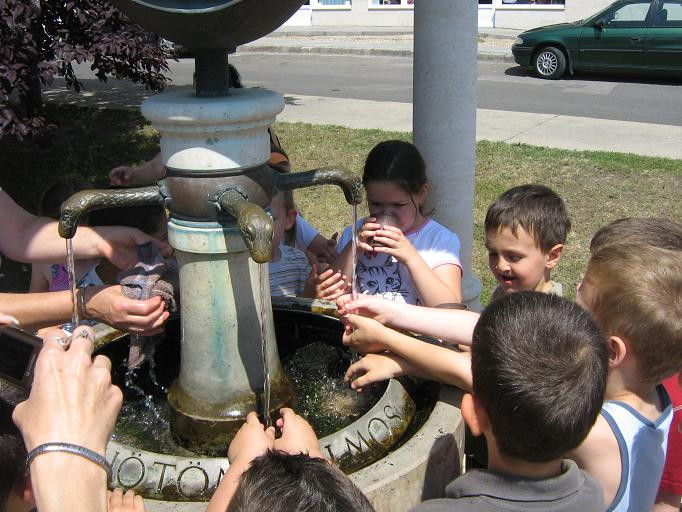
570, 243, 682, 511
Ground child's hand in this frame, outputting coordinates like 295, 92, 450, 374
357, 218, 381, 253
341, 314, 391, 353
371, 225, 419, 265
344, 353, 410, 393
109, 166, 135, 187
227, 411, 275, 466
274, 407, 323, 458
108, 489, 145, 512
336, 293, 394, 324
303, 265, 350, 301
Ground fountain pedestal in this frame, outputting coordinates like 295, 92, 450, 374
144, 87, 294, 453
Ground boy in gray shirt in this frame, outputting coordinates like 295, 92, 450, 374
412, 292, 606, 511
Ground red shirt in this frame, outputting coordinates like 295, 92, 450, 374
660, 374, 682, 495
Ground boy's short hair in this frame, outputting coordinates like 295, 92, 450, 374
472, 292, 608, 462
484, 184, 571, 251
590, 217, 682, 253
584, 243, 682, 384
228, 450, 374, 512
0, 402, 26, 508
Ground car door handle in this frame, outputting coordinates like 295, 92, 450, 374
630, 37, 641, 42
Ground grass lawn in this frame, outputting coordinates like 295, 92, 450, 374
1, 105, 680, 303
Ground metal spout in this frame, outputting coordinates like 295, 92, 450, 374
58, 186, 165, 239
276, 166, 363, 205
217, 189, 273, 264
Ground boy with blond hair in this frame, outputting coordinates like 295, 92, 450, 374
570, 242, 682, 511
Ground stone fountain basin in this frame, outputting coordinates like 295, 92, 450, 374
0, 299, 464, 511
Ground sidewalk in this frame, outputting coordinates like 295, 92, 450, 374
238, 26, 516, 62
41, 76, 682, 159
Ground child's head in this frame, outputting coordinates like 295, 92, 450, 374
38, 174, 92, 220
362, 140, 428, 232
88, 204, 168, 242
466, 292, 608, 463
227, 450, 374, 512
590, 217, 682, 254
484, 184, 570, 293
0, 403, 32, 512
578, 243, 682, 385
270, 190, 297, 254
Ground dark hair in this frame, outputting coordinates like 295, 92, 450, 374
88, 204, 165, 237
227, 450, 374, 512
363, 140, 427, 196
484, 185, 571, 252
38, 174, 92, 220
472, 292, 607, 462
0, 402, 26, 508
590, 217, 682, 254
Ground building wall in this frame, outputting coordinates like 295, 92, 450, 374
286, 0, 615, 30
311, 0, 414, 26
493, 0, 613, 29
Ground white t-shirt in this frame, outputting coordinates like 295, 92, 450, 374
268, 243, 310, 297
337, 218, 462, 305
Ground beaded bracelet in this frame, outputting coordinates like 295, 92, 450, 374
26, 443, 111, 481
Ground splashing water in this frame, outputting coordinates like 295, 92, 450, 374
65, 239, 80, 329
257, 263, 272, 428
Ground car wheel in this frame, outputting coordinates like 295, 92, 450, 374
533, 46, 566, 80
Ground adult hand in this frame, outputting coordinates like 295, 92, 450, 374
107, 489, 146, 512
341, 314, 391, 354
0, 312, 20, 326
85, 286, 169, 335
304, 266, 349, 301
344, 353, 409, 393
13, 325, 122, 456
92, 226, 171, 270
227, 412, 275, 466
274, 408, 323, 458
371, 225, 419, 265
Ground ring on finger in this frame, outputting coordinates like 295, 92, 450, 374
53, 336, 70, 349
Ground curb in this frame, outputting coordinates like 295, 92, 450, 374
238, 44, 514, 63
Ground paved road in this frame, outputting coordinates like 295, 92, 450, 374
229, 53, 682, 127
67, 53, 681, 127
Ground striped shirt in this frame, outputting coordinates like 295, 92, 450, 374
269, 243, 310, 297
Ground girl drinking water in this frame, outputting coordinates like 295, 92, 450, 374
334, 140, 462, 306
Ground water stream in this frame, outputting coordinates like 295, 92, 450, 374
349, 204, 360, 363
257, 263, 272, 427
65, 238, 79, 329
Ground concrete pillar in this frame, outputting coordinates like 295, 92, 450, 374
413, 0, 482, 311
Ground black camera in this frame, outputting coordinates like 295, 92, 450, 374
0, 326, 43, 389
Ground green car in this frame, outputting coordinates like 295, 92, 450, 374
512, 0, 682, 79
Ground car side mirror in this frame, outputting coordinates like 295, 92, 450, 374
593, 17, 606, 29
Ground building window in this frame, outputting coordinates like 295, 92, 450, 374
369, 0, 414, 7
312, 0, 352, 6
501, 0, 564, 4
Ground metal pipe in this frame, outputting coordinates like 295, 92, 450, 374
58, 186, 165, 239
276, 166, 363, 205
216, 188, 273, 263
